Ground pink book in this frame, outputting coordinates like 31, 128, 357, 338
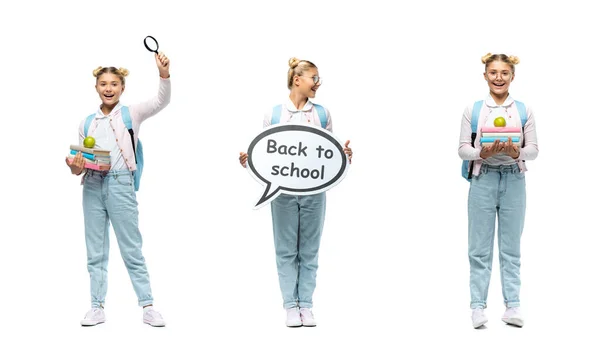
481, 127, 521, 133
68, 158, 111, 171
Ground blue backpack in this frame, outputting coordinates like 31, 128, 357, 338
84, 106, 144, 191
461, 100, 527, 181
271, 103, 328, 128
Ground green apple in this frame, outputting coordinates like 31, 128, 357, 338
83, 136, 96, 148
493, 117, 506, 127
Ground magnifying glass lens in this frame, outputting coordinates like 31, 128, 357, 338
144, 36, 159, 53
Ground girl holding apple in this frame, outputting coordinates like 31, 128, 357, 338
458, 53, 539, 328
239, 57, 352, 327
65, 52, 171, 327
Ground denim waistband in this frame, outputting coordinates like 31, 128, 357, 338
480, 163, 520, 174
85, 169, 132, 178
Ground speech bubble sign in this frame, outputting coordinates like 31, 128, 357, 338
247, 123, 349, 209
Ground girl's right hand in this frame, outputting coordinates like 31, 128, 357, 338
66, 151, 85, 175
156, 52, 170, 78
480, 139, 504, 159
239, 152, 248, 168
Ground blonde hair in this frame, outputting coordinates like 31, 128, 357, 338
481, 53, 520, 73
287, 57, 317, 89
93, 66, 129, 84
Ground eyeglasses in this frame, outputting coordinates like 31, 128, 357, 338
486, 71, 512, 80
301, 75, 322, 85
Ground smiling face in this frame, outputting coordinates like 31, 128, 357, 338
294, 67, 321, 99
95, 73, 124, 108
484, 60, 514, 98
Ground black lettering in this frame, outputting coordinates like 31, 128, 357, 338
278, 145, 287, 155
325, 149, 334, 159
271, 165, 280, 175
267, 140, 277, 153
281, 166, 289, 176
301, 168, 310, 178
290, 162, 300, 177
288, 145, 297, 156
316, 145, 324, 158
298, 142, 308, 156
321, 165, 325, 179
311, 169, 320, 179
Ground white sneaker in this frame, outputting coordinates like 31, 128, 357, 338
472, 308, 488, 328
299, 308, 317, 327
502, 307, 524, 327
143, 307, 166, 327
81, 307, 106, 326
285, 307, 302, 327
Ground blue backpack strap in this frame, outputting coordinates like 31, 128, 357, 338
313, 104, 328, 129
120, 106, 136, 162
271, 105, 282, 125
121, 106, 142, 191
471, 100, 483, 134
84, 113, 95, 137
464, 100, 483, 181
514, 100, 527, 147
514, 100, 527, 129
121, 106, 133, 130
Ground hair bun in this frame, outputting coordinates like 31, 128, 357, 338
92, 66, 103, 77
481, 53, 493, 64
289, 57, 300, 69
508, 55, 520, 65
117, 67, 130, 77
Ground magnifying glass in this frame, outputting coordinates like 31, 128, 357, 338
144, 36, 159, 54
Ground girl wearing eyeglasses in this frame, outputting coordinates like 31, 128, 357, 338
239, 57, 352, 327
458, 53, 538, 328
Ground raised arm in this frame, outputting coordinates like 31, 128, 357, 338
130, 52, 171, 123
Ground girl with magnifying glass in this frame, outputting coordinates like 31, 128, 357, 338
66, 51, 170, 327
239, 58, 352, 327
458, 53, 539, 329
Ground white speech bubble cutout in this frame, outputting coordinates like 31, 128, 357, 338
247, 123, 349, 209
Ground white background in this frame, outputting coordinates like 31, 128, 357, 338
1, 0, 598, 337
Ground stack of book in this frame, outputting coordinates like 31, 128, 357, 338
68, 145, 111, 171
480, 127, 521, 147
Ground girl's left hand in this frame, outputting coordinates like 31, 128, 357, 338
505, 138, 520, 159
156, 52, 170, 78
344, 140, 353, 164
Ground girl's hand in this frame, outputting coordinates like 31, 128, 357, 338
66, 151, 85, 175
239, 152, 248, 168
343, 140, 353, 164
505, 138, 520, 159
156, 52, 170, 78
480, 139, 503, 159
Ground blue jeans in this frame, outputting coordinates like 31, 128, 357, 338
82, 170, 153, 308
271, 193, 326, 309
468, 164, 526, 309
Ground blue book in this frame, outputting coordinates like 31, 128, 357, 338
480, 137, 520, 143
70, 150, 95, 160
